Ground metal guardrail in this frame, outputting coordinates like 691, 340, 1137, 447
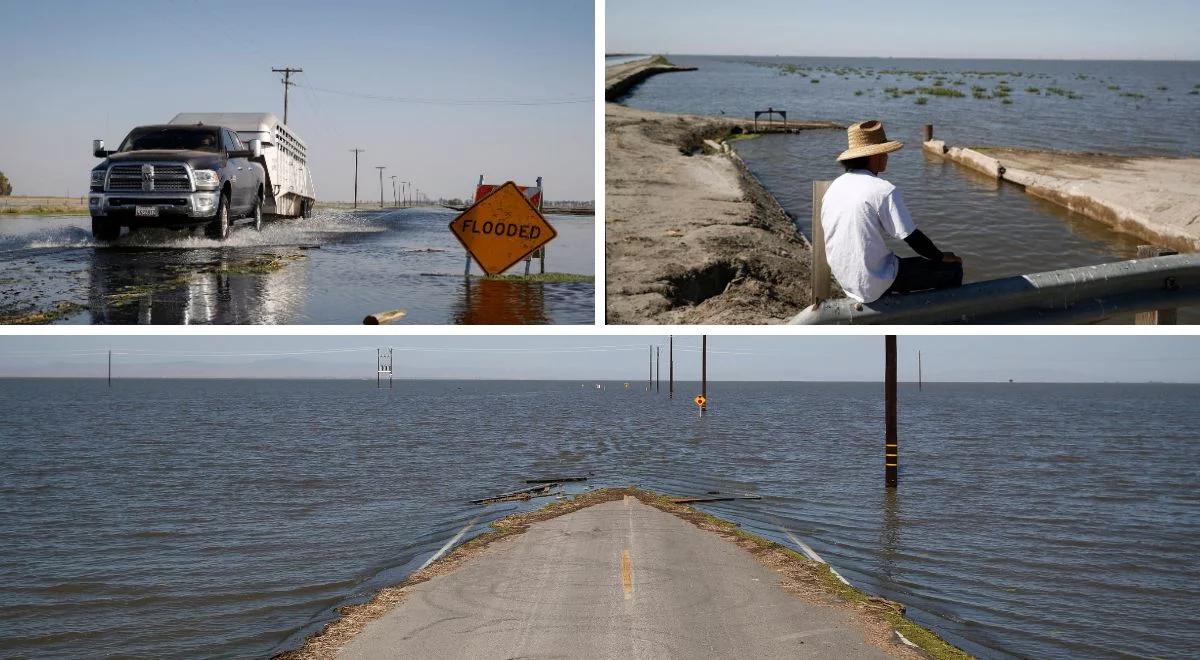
791, 253, 1200, 324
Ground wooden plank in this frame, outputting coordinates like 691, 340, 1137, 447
1135, 245, 1180, 325
811, 180, 832, 303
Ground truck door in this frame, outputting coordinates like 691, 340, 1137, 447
222, 129, 249, 211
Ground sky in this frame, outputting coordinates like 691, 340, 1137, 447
0, 0, 593, 201
606, 0, 1200, 61
1, 335, 1199, 383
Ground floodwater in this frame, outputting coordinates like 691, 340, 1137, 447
619, 56, 1200, 322
1, 378, 1197, 659
0, 207, 593, 325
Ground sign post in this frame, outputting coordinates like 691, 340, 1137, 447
449, 181, 557, 276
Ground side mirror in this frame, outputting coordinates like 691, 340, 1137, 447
93, 139, 111, 158
248, 139, 262, 159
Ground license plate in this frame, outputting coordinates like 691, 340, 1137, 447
135, 206, 159, 218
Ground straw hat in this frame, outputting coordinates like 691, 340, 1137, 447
837, 120, 903, 162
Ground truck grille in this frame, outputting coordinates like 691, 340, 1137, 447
107, 164, 192, 192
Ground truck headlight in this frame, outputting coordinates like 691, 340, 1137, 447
90, 169, 106, 191
193, 169, 220, 191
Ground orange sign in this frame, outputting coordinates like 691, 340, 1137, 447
475, 183, 542, 208
694, 395, 707, 408
449, 181, 557, 275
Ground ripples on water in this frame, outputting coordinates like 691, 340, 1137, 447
1, 379, 1197, 658
0, 208, 594, 325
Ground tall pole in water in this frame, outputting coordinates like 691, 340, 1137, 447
375, 167, 386, 208
390, 176, 398, 207
886, 335, 898, 488
648, 345, 652, 392
701, 335, 707, 413
349, 149, 364, 209
656, 347, 660, 393
377, 349, 380, 388
272, 67, 303, 124
668, 335, 674, 398
918, 350, 922, 392
389, 348, 394, 389
107, 350, 111, 388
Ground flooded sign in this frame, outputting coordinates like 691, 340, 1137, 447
449, 181, 557, 275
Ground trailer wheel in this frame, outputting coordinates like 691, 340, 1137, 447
205, 192, 230, 240
91, 216, 120, 241
251, 193, 263, 231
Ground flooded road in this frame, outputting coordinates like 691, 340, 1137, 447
0, 207, 594, 324
1, 378, 1197, 658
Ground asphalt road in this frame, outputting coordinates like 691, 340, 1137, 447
337, 497, 896, 659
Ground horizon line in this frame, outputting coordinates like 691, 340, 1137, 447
1, 376, 1193, 385
606, 52, 1200, 63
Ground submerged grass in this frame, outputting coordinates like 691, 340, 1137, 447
479, 272, 594, 283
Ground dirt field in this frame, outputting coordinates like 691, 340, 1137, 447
605, 58, 841, 324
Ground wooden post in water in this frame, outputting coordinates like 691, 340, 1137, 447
669, 335, 674, 399
107, 350, 111, 388
649, 345, 653, 392
466, 175, 483, 277
701, 335, 708, 414
918, 350, 922, 392
923, 124, 934, 142
811, 181, 832, 304
885, 335, 898, 488
1135, 245, 1179, 325
656, 346, 660, 393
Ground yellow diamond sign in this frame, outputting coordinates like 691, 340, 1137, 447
449, 181, 557, 275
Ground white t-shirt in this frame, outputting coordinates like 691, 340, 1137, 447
820, 170, 917, 303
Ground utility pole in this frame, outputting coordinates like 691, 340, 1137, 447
700, 335, 708, 414
886, 335, 898, 488
349, 149, 364, 208
390, 176, 399, 207
668, 335, 673, 398
918, 350, 922, 392
401, 181, 410, 207
649, 345, 653, 392
656, 346, 660, 393
375, 166, 386, 208
271, 67, 303, 124
107, 350, 111, 388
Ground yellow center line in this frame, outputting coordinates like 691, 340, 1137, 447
621, 549, 633, 600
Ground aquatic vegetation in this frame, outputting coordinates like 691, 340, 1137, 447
1025, 87, 1041, 94
915, 96, 928, 105
1046, 87, 1083, 99
1120, 91, 1147, 100
971, 85, 987, 93
1156, 85, 1169, 91
1107, 85, 1121, 91
810, 78, 820, 84
854, 90, 864, 96
1189, 90, 1200, 96
952, 80, 966, 86
1001, 98, 1013, 105
913, 86, 965, 98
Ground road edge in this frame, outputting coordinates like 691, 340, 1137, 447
276, 487, 969, 660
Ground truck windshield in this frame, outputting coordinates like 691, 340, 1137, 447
119, 127, 221, 153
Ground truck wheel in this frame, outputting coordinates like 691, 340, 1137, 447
251, 194, 263, 231
205, 192, 230, 240
91, 216, 120, 241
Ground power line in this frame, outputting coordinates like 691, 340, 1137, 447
293, 83, 590, 106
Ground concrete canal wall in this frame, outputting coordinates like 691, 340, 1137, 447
605, 56, 841, 324
925, 139, 1200, 253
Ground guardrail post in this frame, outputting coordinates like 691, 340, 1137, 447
811, 181, 832, 303
1136, 245, 1179, 325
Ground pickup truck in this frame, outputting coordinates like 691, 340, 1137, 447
88, 123, 266, 240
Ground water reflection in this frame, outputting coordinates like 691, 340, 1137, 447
879, 488, 902, 582
452, 278, 549, 324
86, 248, 306, 324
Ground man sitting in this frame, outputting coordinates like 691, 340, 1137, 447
821, 120, 963, 303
